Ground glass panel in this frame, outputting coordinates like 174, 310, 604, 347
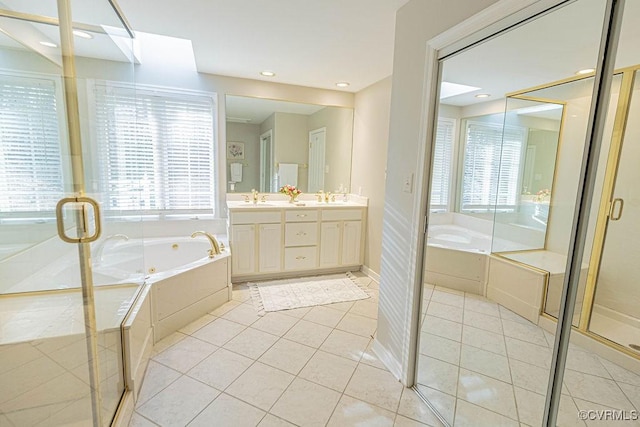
417, 0, 608, 424
0, 2, 138, 425
589, 73, 640, 352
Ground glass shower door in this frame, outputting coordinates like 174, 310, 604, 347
588, 70, 640, 352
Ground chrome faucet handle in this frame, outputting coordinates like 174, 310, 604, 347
260, 195, 267, 202
316, 191, 323, 202
243, 194, 250, 202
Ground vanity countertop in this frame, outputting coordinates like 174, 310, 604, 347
226, 199, 367, 210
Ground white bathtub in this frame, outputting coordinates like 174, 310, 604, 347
425, 225, 490, 294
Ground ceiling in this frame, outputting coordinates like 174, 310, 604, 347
117, 0, 409, 93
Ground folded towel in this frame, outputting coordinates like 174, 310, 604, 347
230, 162, 243, 182
278, 163, 298, 187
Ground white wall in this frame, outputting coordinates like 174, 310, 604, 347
376, 0, 500, 381
351, 76, 393, 276
273, 112, 309, 190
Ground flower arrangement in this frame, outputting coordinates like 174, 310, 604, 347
534, 188, 551, 203
279, 184, 302, 202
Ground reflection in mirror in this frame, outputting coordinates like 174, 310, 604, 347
225, 95, 354, 194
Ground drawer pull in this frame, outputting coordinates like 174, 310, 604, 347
296, 214, 307, 218
296, 231, 307, 236
295, 256, 307, 260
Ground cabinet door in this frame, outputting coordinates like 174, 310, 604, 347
231, 224, 256, 275
341, 221, 362, 266
259, 223, 282, 272
320, 221, 341, 267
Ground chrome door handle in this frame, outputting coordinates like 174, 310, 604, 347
610, 198, 624, 221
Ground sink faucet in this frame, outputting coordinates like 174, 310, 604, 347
191, 231, 222, 258
94, 234, 129, 263
251, 189, 259, 205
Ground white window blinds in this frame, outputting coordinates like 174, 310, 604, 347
0, 75, 63, 213
430, 118, 455, 210
461, 121, 525, 212
93, 83, 216, 213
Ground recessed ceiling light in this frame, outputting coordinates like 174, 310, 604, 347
336, 82, 350, 88
260, 70, 276, 77
73, 30, 93, 39
39, 41, 58, 48
576, 68, 595, 75
475, 93, 490, 98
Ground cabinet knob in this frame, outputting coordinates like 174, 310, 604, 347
297, 214, 307, 218
295, 256, 306, 260
296, 231, 307, 236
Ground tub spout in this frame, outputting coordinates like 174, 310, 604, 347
94, 234, 129, 263
191, 231, 221, 258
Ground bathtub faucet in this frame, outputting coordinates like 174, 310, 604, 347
94, 234, 129, 263
191, 231, 222, 258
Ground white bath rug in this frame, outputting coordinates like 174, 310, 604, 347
249, 272, 370, 314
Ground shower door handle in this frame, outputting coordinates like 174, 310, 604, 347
609, 198, 624, 221
56, 196, 103, 243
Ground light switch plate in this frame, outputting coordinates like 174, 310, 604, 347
403, 173, 413, 193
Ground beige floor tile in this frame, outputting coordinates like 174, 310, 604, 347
453, 399, 518, 427
270, 378, 341, 426
327, 394, 395, 427
427, 301, 463, 323
129, 413, 157, 427
299, 350, 357, 392
345, 364, 403, 412
303, 305, 347, 328
279, 306, 313, 319
226, 362, 294, 411
336, 313, 377, 338
135, 360, 181, 407
210, 300, 242, 316
188, 393, 266, 427
222, 303, 262, 326
320, 329, 370, 361
349, 299, 379, 319
257, 414, 296, 426
414, 384, 456, 425
325, 300, 356, 312
431, 290, 465, 308
564, 370, 635, 411
416, 355, 458, 396
420, 333, 461, 365
457, 368, 517, 420
258, 338, 316, 375
459, 344, 510, 383
422, 315, 462, 342
251, 312, 299, 336
501, 319, 548, 347
397, 387, 445, 426
464, 297, 500, 318
462, 325, 506, 356
504, 337, 551, 368
463, 310, 503, 335
137, 376, 219, 426
187, 348, 253, 390
393, 414, 434, 426
151, 332, 187, 356
192, 318, 246, 346
223, 327, 279, 359
283, 319, 333, 348
178, 314, 217, 335
152, 336, 217, 373
360, 339, 388, 370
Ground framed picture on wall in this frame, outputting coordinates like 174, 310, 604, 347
227, 142, 245, 160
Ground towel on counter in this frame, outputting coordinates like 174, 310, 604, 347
278, 163, 298, 187
230, 162, 243, 182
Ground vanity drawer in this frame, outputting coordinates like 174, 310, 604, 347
285, 210, 319, 222
231, 210, 281, 224
285, 223, 318, 247
321, 209, 363, 221
284, 247, 317, 270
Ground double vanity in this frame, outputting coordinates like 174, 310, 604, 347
226, 195, 368, 281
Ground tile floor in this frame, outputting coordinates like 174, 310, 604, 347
416, 284, 640, 427
130, 273, 445, 427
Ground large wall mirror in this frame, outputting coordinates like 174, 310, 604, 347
225, 95, 354, 194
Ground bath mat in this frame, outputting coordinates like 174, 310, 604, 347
249, 272, 370, 314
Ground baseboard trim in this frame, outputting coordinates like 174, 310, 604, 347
372, 338, 403, 382
361, 265, 380, 284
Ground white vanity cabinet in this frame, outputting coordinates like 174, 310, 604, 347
228, 201, 366, 281
319, 209, 363, 268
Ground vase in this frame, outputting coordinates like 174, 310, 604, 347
288, 195, 297, 203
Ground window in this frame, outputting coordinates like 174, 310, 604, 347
430, 118, 455, 211
460, 120, 526, 212
0, 75, 63, 214
93, 83, 216, 214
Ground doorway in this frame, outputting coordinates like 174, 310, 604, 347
308, 127, 326, 192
